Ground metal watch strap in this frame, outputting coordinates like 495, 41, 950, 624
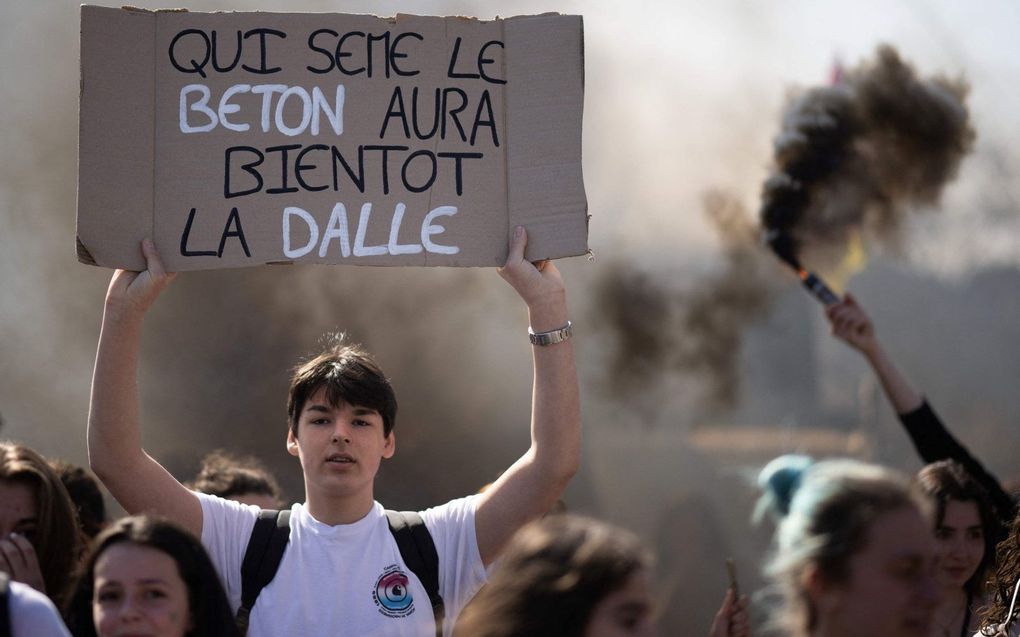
528, 321, 573, 346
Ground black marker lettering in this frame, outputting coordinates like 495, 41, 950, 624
211, 30, 242, 73
307, 29, 338, 73
218, 207, 251, 257
241, 28, 286, 74
471, 90, 499, 147
437, 151, 483, 196
180, 207, 217, 256
477, 40, 506, 84
336, 31, 366, 75
366, 31, 390, 78
390, 32, 423, 76
265, 144, 302, 194
401, 149, 438, 192
441, 88, 468, 142
295, 144, 329, 192
446, 37, 478, 79
224, 146, 264, 199
379, 86, 410, 139
364, 144, 410, 194
169, 29, 211, 78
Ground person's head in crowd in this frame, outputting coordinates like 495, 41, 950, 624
759, 455, 939, 637
287, 336, 398, 436
285, 337, 398, 495
453, 514, 656, 637
978, 510, 1020, 635
0, 441, 82, 608
49, 459, 108, 541
65, 515, 240, 637
187, 449, 283, 509
915, 460, 998, 597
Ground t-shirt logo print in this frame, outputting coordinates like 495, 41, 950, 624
373, 564, 415, 618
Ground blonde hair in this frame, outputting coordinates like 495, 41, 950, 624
761, 458, 927, 637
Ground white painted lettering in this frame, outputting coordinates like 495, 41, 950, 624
282, 206, 318, 258
250, 84, 287, 133
218, 84, 251, 132
312, 85, 345, 136
387, 203, 423, 255
318, 202, 352, 258
421, 206, 460, 254
179, 84, 217, 133
352, 203, 388, 257
275, 86, 313, 137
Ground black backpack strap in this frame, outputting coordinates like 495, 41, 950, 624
0, 572, 10, 637
237, 509, 292, 635
386, 510, 444, 637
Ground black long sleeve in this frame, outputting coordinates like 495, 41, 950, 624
900, 400, 1015, 526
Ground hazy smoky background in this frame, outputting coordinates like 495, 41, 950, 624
2, 0, 1019, 633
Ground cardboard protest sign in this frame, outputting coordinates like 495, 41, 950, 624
77, 6, 587, 270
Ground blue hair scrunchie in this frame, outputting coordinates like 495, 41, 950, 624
754, 454, 814, 522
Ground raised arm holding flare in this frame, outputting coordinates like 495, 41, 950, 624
825, 293, 1014, 523
826, 292, 922, 414
87, 227, 580, 636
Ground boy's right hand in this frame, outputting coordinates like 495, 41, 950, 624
104, 239, 176, 318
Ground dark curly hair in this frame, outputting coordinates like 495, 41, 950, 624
979, 510, 1020, 634
188, 449, 282, 506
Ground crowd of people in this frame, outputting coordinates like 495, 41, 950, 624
1, 232, 1018, 637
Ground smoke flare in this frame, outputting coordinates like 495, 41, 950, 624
761, 44, 975, 264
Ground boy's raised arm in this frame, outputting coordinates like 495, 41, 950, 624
88, 239, 202, 536
474, 227, 582, 567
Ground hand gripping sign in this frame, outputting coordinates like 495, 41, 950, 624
77, 7, 587, 270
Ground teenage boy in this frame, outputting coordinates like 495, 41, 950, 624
88, 227, 580, 636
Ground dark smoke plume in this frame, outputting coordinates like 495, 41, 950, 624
761, 45, 975, 263
593, 47, 974, 411
592, 192, 780, 409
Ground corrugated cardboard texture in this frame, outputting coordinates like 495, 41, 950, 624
506, 15, 588, 262
77, 6, 155, 271
77, 7, 587, 270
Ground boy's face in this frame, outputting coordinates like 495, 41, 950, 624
286, 387, 395, 502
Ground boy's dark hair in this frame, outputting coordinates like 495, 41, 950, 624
287, 337, 397, 438
48, 459, 107, 540
188, 450, 282, 504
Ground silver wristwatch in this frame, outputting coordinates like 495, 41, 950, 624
528, 321, 573, 346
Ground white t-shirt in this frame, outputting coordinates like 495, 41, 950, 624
5, 579, 72, 637
198, 492, 487, 637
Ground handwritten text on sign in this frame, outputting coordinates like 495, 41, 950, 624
169, 26, 504, 260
